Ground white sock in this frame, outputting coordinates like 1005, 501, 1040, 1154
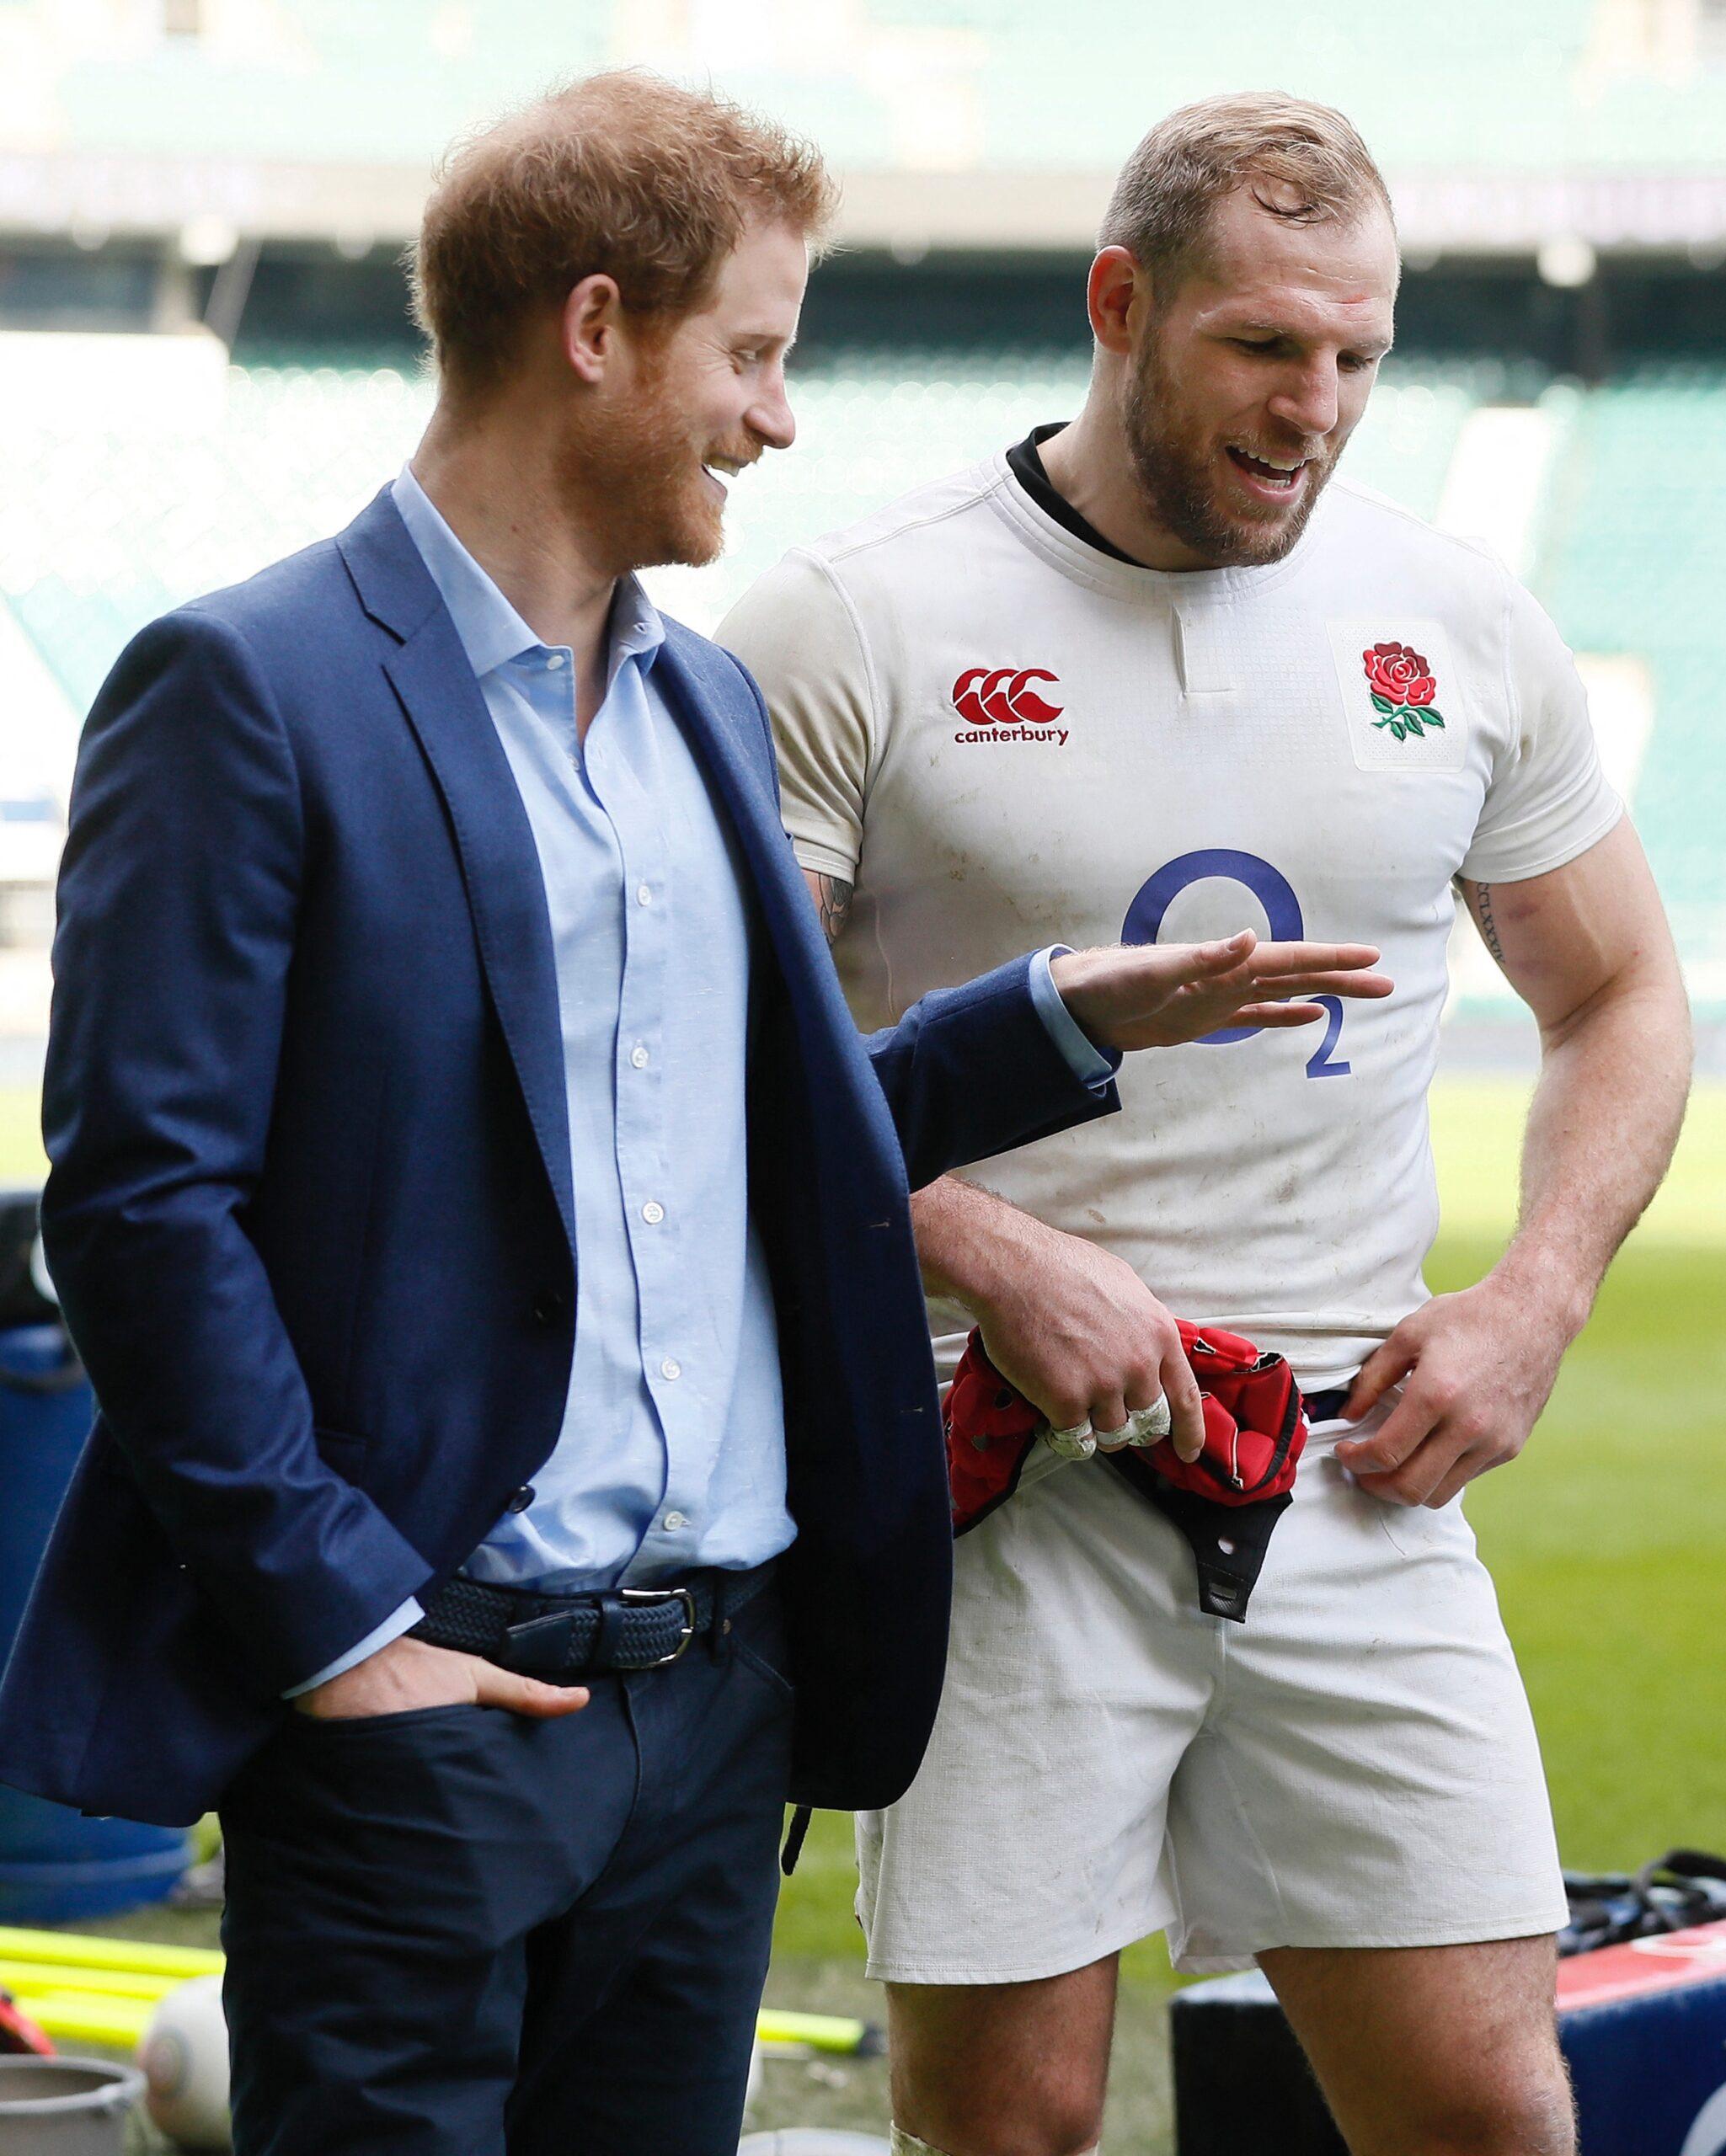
889, 2131, 1097, 2156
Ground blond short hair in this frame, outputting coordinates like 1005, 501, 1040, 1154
411, 70, 835, 398
1101, 93, 1394, 290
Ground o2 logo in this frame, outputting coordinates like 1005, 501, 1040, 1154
1123, 847, 1350, 1079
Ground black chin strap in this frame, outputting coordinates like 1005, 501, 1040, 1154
1099, 1385, 1350, 1621
1102, 1452, 1291, 1620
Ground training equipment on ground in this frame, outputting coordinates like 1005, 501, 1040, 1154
0, 1309, 190, 1924
755, 2010, 883, 2057
0, 1924, 881, 2146
1560, 1849, 1726, 1956
138, 1972, 229, 2149
0, 1923, 221, 2051
0, 2053, 146, 2153
1170, 1919, 1726, 2154
0, 1986, 53, 2055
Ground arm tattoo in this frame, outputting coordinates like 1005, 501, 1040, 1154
1472, 881, 1507, 969
815, 873, 854, 946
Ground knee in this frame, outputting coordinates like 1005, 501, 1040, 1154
1413, 2062, 1576, 2156
897, 2121, 1100, 2156
893, 2094, 1103, 2156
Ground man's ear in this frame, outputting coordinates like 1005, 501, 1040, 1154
562, 273, 624, 386
1087, 246, 1145, 357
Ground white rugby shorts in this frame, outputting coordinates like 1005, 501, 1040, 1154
856, 1412, 1568, 1980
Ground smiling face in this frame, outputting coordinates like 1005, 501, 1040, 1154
1118, 182, 1398, 568
560, 216, 808, 575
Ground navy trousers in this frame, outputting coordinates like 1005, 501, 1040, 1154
218, 1583, 794, 2155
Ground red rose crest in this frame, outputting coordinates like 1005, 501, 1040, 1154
1362, 642, 1445, 741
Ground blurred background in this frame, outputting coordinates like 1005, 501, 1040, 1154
0, 3, 1721, 2148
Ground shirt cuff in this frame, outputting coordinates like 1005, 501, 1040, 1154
1029, 946, 1119, 1091
282, 1596, 425, 1700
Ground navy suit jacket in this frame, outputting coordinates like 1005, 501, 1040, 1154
0, 488, 1116, 1827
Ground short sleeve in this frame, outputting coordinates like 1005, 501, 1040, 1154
1460, 578, 1624, 884
717, 549, 874, 883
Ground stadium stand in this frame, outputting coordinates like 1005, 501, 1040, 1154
1, 338, 1721, 1022
1534, 366, 1726, 1005
20, 0, 1726, 183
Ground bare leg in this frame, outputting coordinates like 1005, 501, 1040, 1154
886, 1954, 1118, 2156
1259, 1935, 1574, 2156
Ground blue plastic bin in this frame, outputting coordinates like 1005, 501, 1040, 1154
0, 1322, 189, 1920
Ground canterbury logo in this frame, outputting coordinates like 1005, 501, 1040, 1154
953, 667, 1064, 725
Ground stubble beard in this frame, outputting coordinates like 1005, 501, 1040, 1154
557, 360, 727, 578
1120, 328, 1338, 570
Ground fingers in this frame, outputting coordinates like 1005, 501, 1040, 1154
470, 1662, 590, 1718
1123, 1396, 1172, 1448
1342, 1332, 1419, 1421
1420, 1448, 1492, 1510
1251, 970, 1394, 1001
1231, 1001, 1327, 1029
1194, 930, 1258, 969
1158, 1354, 1205, 1462
1089, 1395, 1132, 1453
1351, 1426, 1468, 1509
1240, 941, 1382, 977
1333, 1384, 1435, 1486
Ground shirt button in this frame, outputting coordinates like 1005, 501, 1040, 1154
636, 883, 653, 906
641, 1199, 665, 1225
660, 1357, 681, 1381
545, 652, 566, 671
662, 1510, 688, 1531
629, 1044, 650, 1070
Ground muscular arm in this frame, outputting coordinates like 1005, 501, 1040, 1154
1339, 817, 1691, 1505
1459, 824, 1689, 1316
809, 868, 853, 947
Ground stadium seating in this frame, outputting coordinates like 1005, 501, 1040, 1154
24, 0, 1726, 183
1532, 367, 1726, 1002
0, 345, 1720, 1012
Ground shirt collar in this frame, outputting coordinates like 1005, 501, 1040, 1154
391, 463, 665, 682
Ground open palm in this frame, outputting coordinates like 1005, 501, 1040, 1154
1050, 930, 1393, 1052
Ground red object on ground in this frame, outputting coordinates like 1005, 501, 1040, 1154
945, 1321, 1307, 1534
0, 1989, 56, 2057
1556, 1921, 1726, 2012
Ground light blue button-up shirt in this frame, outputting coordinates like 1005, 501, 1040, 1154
290, 467, 1111, 1693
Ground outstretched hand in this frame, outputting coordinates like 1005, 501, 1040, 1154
1049, 930, 1392, 1051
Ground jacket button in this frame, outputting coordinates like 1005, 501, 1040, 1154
532, 1291, 567, 1326
506, 1485, 536, 1513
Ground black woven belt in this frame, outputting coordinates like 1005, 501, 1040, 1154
410, 1562, 772, 1681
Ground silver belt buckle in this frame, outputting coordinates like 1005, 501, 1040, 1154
620, 1585, 696, 1667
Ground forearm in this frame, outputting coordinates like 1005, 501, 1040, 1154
1494, 963, 1691, 1328
911, 1172, 1056, 1308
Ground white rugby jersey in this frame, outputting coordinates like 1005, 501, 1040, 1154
719, 446, 1622, 1388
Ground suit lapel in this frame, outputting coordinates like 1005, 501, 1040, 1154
338, 492, 576, 1256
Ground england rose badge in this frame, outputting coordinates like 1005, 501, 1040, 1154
1363, 642, 1445, 739
1327, 619, 1467, 771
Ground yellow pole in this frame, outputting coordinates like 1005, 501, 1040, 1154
0, 1924, 222, 1978
1, 1961, 179, 2002
8, 1990, 152, 2049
